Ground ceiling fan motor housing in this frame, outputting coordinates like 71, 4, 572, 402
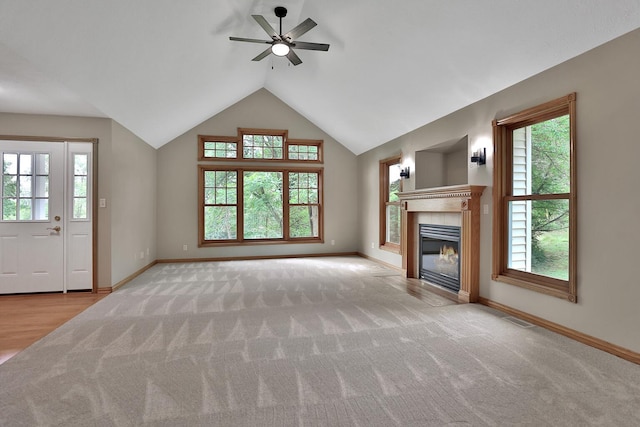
274, 7, 287, 18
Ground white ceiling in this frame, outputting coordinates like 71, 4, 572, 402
1, 1, 640, 155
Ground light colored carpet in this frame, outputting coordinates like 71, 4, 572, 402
1, 256, 639, 426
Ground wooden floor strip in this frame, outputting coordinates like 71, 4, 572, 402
0, 292, 106, 365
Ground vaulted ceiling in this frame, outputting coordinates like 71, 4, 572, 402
1, 1, 640, 154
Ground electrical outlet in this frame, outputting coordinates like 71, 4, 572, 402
371, 242, 375, 249
182, 244, 188, 251
140, 251, 145, 259
331, 240, 335, 245
99, 198, 106, 208
483, 204, 489, 214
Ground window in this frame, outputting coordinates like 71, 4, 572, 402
379, 155, 402, 252
199, 128, 324, 246
199, 129, 322, 163
2, 152, 50, 221
202, 170, 237, 241
492, 93, 577, 302
199, 166, 322, 246
243, 170, 284, 238
199, 136, 238, 159
241, 129, 285, 160
287, 140, 322, 162
288, 171, 320, 238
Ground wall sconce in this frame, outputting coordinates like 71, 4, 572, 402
470, 148, 486, 166
399, 166, 410, 179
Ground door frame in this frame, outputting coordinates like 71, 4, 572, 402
0, 135, 99, 293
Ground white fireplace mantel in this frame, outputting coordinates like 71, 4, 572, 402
399, 185, 486, 303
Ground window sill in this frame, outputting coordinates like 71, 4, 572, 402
199, 238, 323, 248
493, 273, 576, 303
380, 243, 401, 255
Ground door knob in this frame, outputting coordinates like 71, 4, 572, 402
47, 226, 61, 232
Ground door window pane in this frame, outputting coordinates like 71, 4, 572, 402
19, 176, 32, 197
19, 154, 32, 175
74, 176, 87, 197
19, 199, 32, 220
4, 154, 17, 174
34, 154, 49, 220
72, 154, 89, 219
2, 152, 48, 221
36, 154, 49, 175
3, 176, 17, 197
73, 198, 87, 219
74, 154, 87, 175
35, 176, 49, 198
3, 198, 16, 220
34, 198, 49, 221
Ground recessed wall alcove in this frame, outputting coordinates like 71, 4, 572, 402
399, 185, 485, 303
415, 135, 468, 189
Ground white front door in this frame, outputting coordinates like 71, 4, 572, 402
0, 140, 93, 294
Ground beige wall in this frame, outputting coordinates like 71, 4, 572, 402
156, 88, 358, 259
358, 28, 640, 353
110, 121, 157, 284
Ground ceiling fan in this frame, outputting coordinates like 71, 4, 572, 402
229, 6, 330, 66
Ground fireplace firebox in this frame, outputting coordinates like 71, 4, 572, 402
419, 224, 461, 293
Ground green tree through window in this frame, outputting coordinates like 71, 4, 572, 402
199, 167, 322, 246
243, 171, 283, 239
529, 115, 570, 278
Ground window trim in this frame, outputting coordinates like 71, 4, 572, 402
492, 93, 577, 302
379, 155, 402, 253
198, 165, 324, 247
198, 128, 323, 164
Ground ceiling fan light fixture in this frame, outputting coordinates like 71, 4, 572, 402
271, 42, 290, 57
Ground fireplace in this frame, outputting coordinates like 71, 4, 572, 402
419, 224, 461, 293
399, 185, 485, 303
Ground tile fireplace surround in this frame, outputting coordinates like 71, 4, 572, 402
399, 185, 486, 303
